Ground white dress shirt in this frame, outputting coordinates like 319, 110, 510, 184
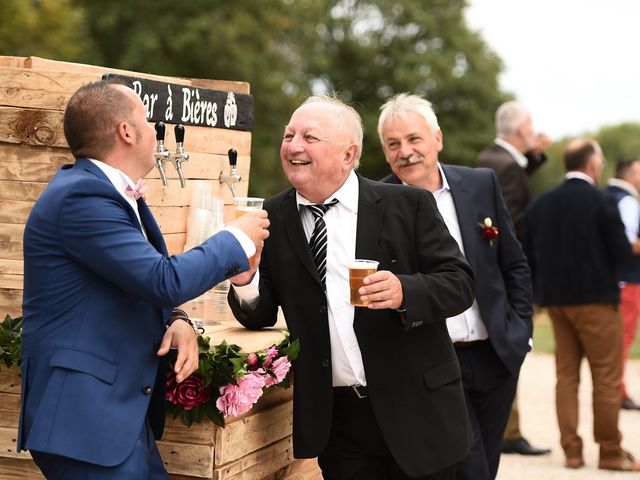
432, 164, 488, 343
233, 170, 365, 387
495, 138, 528, 169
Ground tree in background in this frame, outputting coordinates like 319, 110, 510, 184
1, 0, 507, 195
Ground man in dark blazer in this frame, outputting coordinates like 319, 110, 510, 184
19, 80, 270, 479
476, 100, 551, 456
378, 93, 532, 480
523, 139, 640, 472
228, 96, 476, 479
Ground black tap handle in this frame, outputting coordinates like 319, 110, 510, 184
228, 148, 238, 168
175, 124, 185, 144
155, 122, 165, 141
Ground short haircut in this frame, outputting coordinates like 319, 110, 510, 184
614, 158, 640, 179
300, 94, 363, 167
495, 101, 530, 137
378, 93, 440, 141
564, 139, 598, 171
63, 79, 134, 159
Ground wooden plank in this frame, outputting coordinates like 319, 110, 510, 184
213, 436, 294, 480
278, 459, 322, 480
0, 180, 47, 202
19, 57, 250, 95
0, 143, 72, 182
214, 401, 292, 465
0, 426, 26, 459
162, 416, 216, 446
0, 260, 23, 276
0, 273, 22, 290
0, 106, 252, 156
0, 200, 33, 225
0, 369, 21, 395
151, 206, 188, 235
0, 107, 66, 148
0, 289, 22, 316
165, 233, 187, 256
0, 393, 20, 429
0, 457, 45, 480
157, 440, 213, 478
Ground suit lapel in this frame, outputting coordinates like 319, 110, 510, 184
443, 166, 478, 271
137, 198, 168, 255
281, 190, 321, 285
355, 176, 384, 271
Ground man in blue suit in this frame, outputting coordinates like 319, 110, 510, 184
378, 94, 533, 480
18, 80, 270, 479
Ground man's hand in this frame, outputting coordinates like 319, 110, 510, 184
358, 270, 404, 310
157, 320, 199, 383
230, 242, 263, 286
227, 210, 270, 250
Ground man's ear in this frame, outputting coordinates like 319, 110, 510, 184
344, 143, 359, 167
118, 122, 135, 145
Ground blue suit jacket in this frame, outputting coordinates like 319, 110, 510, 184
382, 165, 533, 375
19, 157, 248, 466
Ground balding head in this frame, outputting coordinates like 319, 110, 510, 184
564, 138, 605, 182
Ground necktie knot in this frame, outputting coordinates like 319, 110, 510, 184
306, 198, 339, 219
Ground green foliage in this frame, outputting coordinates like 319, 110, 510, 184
0, 315, 22, 368
0, 0, 95, 62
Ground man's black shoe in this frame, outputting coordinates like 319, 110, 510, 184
502, 437, 551, 455
622, 396, 640, 410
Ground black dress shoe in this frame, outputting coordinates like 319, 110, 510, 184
622, 396, 640, 410
502, 437, 551, 455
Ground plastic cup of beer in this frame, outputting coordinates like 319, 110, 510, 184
349, 259, 379, 307
233, 197, 264, 268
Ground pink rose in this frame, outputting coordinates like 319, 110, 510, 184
246, 352, 259, 369
215, 370, 266, 417
264, 356, 291, 387
263, 346, 278, 367
166, 371, 211, 411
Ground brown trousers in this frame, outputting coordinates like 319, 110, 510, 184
548, 304, 623, 460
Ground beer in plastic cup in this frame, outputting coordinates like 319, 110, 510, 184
232, 197, 264, 267
349, 259, 379, 306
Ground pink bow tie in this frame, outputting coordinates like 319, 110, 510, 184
125, 179, 147, 200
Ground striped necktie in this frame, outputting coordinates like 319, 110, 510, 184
306, 199, 339, 290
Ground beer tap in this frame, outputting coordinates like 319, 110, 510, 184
169, 124, 189, 188
219, 148, 242, 197
154, 122, 170, 186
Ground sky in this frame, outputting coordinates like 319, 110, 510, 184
465, 0, 640, 140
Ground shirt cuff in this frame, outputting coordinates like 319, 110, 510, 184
224, 225, 256, 259
231, 270, 261, 309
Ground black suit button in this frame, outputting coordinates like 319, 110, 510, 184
321, 359, 330, 368
142, 385, 153, 395
319, 305, 327, 314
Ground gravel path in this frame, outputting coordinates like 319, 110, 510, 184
497, 352, 640, 479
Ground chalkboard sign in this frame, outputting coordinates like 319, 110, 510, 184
102, 73, 253, 131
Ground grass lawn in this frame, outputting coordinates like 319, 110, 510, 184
533, 309, 640, 359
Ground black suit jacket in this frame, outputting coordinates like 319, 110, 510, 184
229, 174, 475, 477
523, 178, 630, 306
382, 166, 533, 376
476, 143, 546, 238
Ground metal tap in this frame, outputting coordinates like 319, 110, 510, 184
154, 122, 170, 186
219, 148, 242, 197
169, 124, 189, 188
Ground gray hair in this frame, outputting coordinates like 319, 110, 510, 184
495, 101, 530, 137
301, 95, 363, 167
378, 93, 440, 141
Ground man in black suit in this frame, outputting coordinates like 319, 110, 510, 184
378, 93, 532, 480
524, 139, 640, 472
476, 100, 551, 456
228, 96, 476, 479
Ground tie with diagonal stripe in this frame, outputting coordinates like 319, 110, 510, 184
306, 199, 339, 290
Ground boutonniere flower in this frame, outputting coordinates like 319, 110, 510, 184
479, 217, 499, 246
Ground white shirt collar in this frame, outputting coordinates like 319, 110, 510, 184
495, 138, 529, 169
565, 171, 595, 185
88, 158, 138, 201
607, 177, 640, 199
296, 169, 359, 213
